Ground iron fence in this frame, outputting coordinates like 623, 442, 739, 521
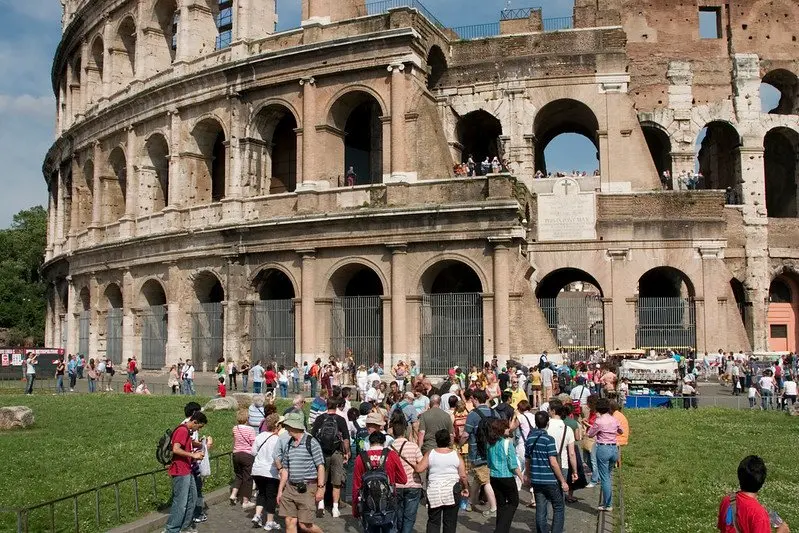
539, 295, 605, 355
191, 303, 224, 369
421, 293, 483, 375
451, 23, 500, 40
141, 305, 167, 370
0, 452, 233, 533
331, 296, 383, 368
542, 16, 573, 31
78, 311, 90, 356
252, 300, 295, 368
106, 308, 123, 364
635, 297, 696, 350
361, 0, 446, 28
501, 7, 538, 20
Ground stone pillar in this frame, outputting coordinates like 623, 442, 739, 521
164, 110, 183, 226
602, 298, 614, 350
166, 263, 185, 365
389, 243, 407, 366
78, 39, 89, 118
46, 189, 56, 259
608, 248, 634, 349
66, 278, 79, 355
64, 61, 73, 127
299, 249, 316, 362
122, 268, 135, 362
299, 77, 316, 188
101, 17, 113, 101
302, 0, 366, 24
492, 238, 511, 361
388, 63, 408, 182
55, 169, 67, 246
91, 144, 104, 229
120, 127, 137, 237
235, 0, 278, 41
175, 3, 191, 62
598, 130, 610, 183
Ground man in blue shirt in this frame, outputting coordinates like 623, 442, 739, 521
460, 389, 498, 517
525, 411, 570, 533
67, 354, 78, 392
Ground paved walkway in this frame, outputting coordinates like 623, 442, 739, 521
173, 485, 602, 533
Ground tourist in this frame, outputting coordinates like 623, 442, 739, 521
610, 400, 629, 465
230, 409, 257, 510
525, 411, 570, 533
291, 362, 301, 394
123, 380, 133, 394
309, 389, 329, 425
389, 392, 420, 435
462, 389, 498, 516
167, 365, 180, 395
23, 352, 38, 395
681, 377, 698, 409
77, 354, 85, 379
67, 354, 78, 392
392, 360, 409, 391
547, 400, 578, 498
351, 430, 406, 533
105, 358, 115, 391
85, 358, 98, 393
389, 416, 423, 533
365, 410, 394, 447
346, 166, 357, 186
251, 360, 265, 394
506, 377, 528, 410
717, 455, 789, 533
541, 364, 554, 403
412, 386, 430, 415
356, 365, 369, 400
310, 398, 350, 518
570, 377, 591, 415
251, 413, 282, 528
486, 418, 522, 533
97, 358, 106, 391
365, 380, 381, 403
164, 411, 207, 533
416, 394, 453, 455
127, 357, 138, 388
135, 379, 152, 395
480, 157, 491, 175
275, 412, 326, 533
182, 360, 196, 395
748, 382, 761, 409
661, 169, 671, 190
227, 359, 238, 391
309, 358, 321, 397
277, 365, 289, 398
55, 355, 66, 393
248, 395, 267, 429
781, 374, 797, 410
216, 376, 226, 397
491, 156, 501, 174
587, 398, 623, 512
265, 364, 277, 395
240, 360, 251, 392
418, 429, 468, 533
760, 370, 775, 410
529, 366, 542, 408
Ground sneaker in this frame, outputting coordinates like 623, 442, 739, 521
316, 508, 324, 518
597, 506, 606, 512
230, 497, 238, 506
269, 522, 281, 531
331, 507, 341, 518
586, 482, 596, 488
481, 509, 497, 518
193, 514, 208, 523
242, 502, 256, 511
252, 515, 264, 528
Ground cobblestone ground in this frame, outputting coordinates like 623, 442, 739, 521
184, 484, 601, 533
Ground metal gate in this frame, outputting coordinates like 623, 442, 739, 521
538, 295, 605, 357
191, 302, 224, 368
331, 296, 382, 367
106, 308, 123, 364
78, 310, 90, 356
141, 305, 167, 369
636, 297, 696, 350
421, 293, 483, 375
252, 300, 295, 368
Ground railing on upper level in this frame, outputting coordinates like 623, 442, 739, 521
361, 0, 446, 29
500, 7, 539, 20
451, 23, 501, 40
542, 16, 574, 31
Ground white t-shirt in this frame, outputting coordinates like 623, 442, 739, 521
748, 387, 758, 398
25, 357, 36, 375
184, 365, 195, 379
278, 370, 289, 384
365, 387, 380, 402
541, 368, 554, 388
367, 372, 381, 386
570, 385, 590, 406
251, 365, 265, 383
784, 380, 798, 396
681, 384, 695, 395
517, 411, 535, 441
251, 432, 280, 478
546, 418, 575, 469
759, 376, 774, 392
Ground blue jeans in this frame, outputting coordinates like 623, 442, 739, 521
584, 446, 599, 484
279, 382, 288, 398
242, 374, 249, 392
292, 377, 300, 393
184, 378, 195, 395
165, 474, 197, 533
396, 487, 422, 533
193, 473, 204, 519
533, 483, 565, 533
310, 377, 318, 397
595, 444, 618, 508
25, 374, 35, 394
761, 389, 773, 410
128, 372, 137, 388
88, 378, 96, 393
253, 381, 262, 394
56, 375, 65, 393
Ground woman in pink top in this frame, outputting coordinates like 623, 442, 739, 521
587, 398, 623, 512
230, 409, 257, 509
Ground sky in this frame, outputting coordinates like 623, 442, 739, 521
0, 0, 781, 229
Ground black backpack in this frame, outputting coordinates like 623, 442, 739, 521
358, 449, 398, 527
353, 420, 369, 454
313, 414, 343, 456
156, 428, 175, 466
474, 407, 498, 460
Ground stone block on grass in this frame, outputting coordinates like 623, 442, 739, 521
203, 397, 239, 411
0, 406, 34, 430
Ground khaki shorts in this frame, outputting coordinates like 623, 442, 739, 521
324, 451, 345, 487
471, 464, 490, 485
279, 482, 317, 523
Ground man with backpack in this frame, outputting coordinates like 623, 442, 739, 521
717, 455, 789, 533
309, 358, 322, 397
162, 411, 207, 533
310, 398, 351, 518
460, 389, 498, 517
352, 431, 407, 533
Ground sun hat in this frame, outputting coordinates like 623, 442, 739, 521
365, 411, 384, 426
283, 412, 306, 430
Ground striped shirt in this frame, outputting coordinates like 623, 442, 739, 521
525, 429, 558, 485
276, 433, 325, 482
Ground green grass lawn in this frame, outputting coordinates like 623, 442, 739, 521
0, 394, 287, 532
622, 408, 799, 533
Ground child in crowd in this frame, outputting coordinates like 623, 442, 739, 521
748, 384, 760, 409
217, 376, 227, 398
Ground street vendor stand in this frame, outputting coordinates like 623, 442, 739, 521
619, 357, 679, 408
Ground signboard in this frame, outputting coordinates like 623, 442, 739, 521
1, 354, 7, 367
537, 178, 597, 242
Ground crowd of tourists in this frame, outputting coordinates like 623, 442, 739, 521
453, 155, 510, 177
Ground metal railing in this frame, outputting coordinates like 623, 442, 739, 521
542, 16, 574, 31
625, 393, 795, 411
0, 452, 233, 533
361, 0, 446, 28
451, 23, 500, 40
501, 7, 539, 20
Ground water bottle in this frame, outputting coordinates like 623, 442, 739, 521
459, 496, 468, 511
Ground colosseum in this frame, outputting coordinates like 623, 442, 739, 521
42, 0, 799, 373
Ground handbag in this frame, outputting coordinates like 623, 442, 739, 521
568, 443, 589, 490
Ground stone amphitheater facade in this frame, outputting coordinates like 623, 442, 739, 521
42, 0, 799, 371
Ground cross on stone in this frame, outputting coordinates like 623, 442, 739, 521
560, 179, 573, 195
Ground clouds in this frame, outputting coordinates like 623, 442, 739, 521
0, 0, 61, 22
0, 94, 55, 119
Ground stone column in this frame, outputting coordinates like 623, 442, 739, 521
120, 127, 137, 237
597, 129, 610, 184
64, 61, 73, 128
55, 169, 67, 248
122, 268, 136, 362
101, 17, 113, 101
78, 39, 89, 118
299, 249, 316, 361
164, 110, 182, 226
46, 189, 56, 260
66, 278, 79, 355
166, 263, 185, 366
388, 63, 407, 182
602, 297, 614, 350
299, 77, 316, 188
492, 238, 511, 361
608, 248, 634, 349
389, 243, 407, 366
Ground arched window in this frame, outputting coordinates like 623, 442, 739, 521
88, 37, 104, 104
456, 110, 502, 174
154, 0, 179, 65
252, 269, 296, 367
190, 119, 227, 203
695, 121, 741, 191
636, 267, 696, 350
192, 272, 225, 368
140, 279, 167, 369
769, 279, 792, 304
761, 70, 799, 115
641, 123, 672, 186
329, 91, 384, 186
534, 99, 599, 176
764, 127, 799, 218
253, 105, 298, 194
426, 46, 447, 91
106, 147, 128, 223
328, 264, 384, 366
76, 160, 94, 231
113, 17, 137, 91
145, 134, 170, 212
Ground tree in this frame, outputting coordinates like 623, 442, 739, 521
0, 206, 47, 345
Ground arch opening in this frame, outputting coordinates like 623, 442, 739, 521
767, 274, 799, 352
192, 272, 224, 369
730, 277, 747, 328
761, 70, 799, 115
114, 17, 137, 91
641, 124, 672, 188
145, 134, 170, 212
191, 119, 227, 204
88, 37, 104, 104
106, 147, 128, 223
140, 279, 167, 369
695, 121, 741, 193
74, 160, 93, 232
253, 105, 298, 194
154, 0, 178, 64
329, 264, 384, 367
330, 91, 383, 186
534, 99, 600, 177
455, 110, 503, 175
420, 260, 484, 374
426, 46, 447, 91
105, 284, 124, 364
252, 269, 296, 367
536, 268, 605, 356
764, 127, 799, 218
636, 267, 696, 350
